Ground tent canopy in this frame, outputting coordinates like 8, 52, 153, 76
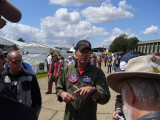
21, 42, 53, 74
21, 42, 52, 64
0, 36, 27, 46
69, 46, 75, 52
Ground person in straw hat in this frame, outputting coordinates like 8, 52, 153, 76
107, 55, 160, 120
0, 0, 21, 28
112, 52, 139, 120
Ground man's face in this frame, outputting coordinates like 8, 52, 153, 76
7, 53, 22, 74
75, 48, 91, 64
68, 57, 72, 60
0, 50, 5, 73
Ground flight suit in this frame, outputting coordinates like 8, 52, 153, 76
56, 63, 111, 120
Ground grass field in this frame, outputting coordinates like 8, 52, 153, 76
36, 72, 48, 79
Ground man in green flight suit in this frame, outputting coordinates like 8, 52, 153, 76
56, 40, 111, 120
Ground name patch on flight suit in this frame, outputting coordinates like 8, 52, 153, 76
82, 77, 92, 83
68, 73, 78, 83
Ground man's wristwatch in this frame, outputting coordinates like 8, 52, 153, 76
92, 86, 97, 94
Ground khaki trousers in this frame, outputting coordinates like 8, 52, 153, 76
47, 75, 59, 93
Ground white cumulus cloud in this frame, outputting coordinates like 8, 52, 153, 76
40, 8, 109, 47
0, 23, 45, 43
81, 0, 134, 23
143, 25, 160, 35
0, 8, 109, 48
50, 0, 99, 6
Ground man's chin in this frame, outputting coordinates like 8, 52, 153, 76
80, 60, 88, 64
16, 68, 21, 72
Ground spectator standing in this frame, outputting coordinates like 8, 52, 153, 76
107, 55, 160, 120
47, 52, 53, 72
107, 56, 112, 73
56, 40, 110, 120
66, 56, 74, 65
4, 51, 42, 117
112, 54, 116, 71
114, 57, 119, 71
46, 55, 61, 94
112, 53, 139, 120
90, 54, 97, 67
104, 56, 107, 67
98, 57, 102, 68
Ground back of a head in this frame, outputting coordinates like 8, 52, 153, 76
7, 45, 19, 53
121, 77, 160, 106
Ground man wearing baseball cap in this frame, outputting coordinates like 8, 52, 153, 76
0, 0, 21, 28
107, 55, 160, 120
56, 40, 111, 120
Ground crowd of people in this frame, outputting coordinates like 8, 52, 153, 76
90, 53, 121, 74
1, 40, 160, 120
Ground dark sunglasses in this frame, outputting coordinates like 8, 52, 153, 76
0, 55, 5, 60
10, 60, 23, 64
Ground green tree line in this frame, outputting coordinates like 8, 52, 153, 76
109, 34, 140, 54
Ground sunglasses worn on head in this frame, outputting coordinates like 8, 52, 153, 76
0, 55, 5, 60
10, 60, 23, 64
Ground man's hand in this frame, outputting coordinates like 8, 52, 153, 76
74, 86, 95, 98
112, 109, 122, 120
60, 92, 75, 103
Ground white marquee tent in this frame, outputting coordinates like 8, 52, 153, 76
0, 36, 60, 74
69, 46, 75, 52
0, 36, 27, 50
21, 43, 52, 74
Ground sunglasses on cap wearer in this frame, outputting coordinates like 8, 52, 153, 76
10, 60, 23, 64
0, 55, 5, 60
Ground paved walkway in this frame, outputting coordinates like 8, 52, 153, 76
38, 65, 117, 120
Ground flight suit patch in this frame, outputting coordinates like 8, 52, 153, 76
68, 73, 78, 83
82, 77, 92, 83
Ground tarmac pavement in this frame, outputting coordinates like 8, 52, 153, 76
38, 65, 117, 120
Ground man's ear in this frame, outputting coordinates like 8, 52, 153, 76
75, 51, 77, 57
125, 84, 135, 105
6, 60, 10, 65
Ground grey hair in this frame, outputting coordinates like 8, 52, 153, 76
121, 77, 160, 106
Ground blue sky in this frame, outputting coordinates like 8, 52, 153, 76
0, 0, 160, 48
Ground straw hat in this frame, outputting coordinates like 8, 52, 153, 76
107, 55, 160, 93
0, 0, 22, 22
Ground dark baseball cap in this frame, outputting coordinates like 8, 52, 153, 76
75, 40, 91, 51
